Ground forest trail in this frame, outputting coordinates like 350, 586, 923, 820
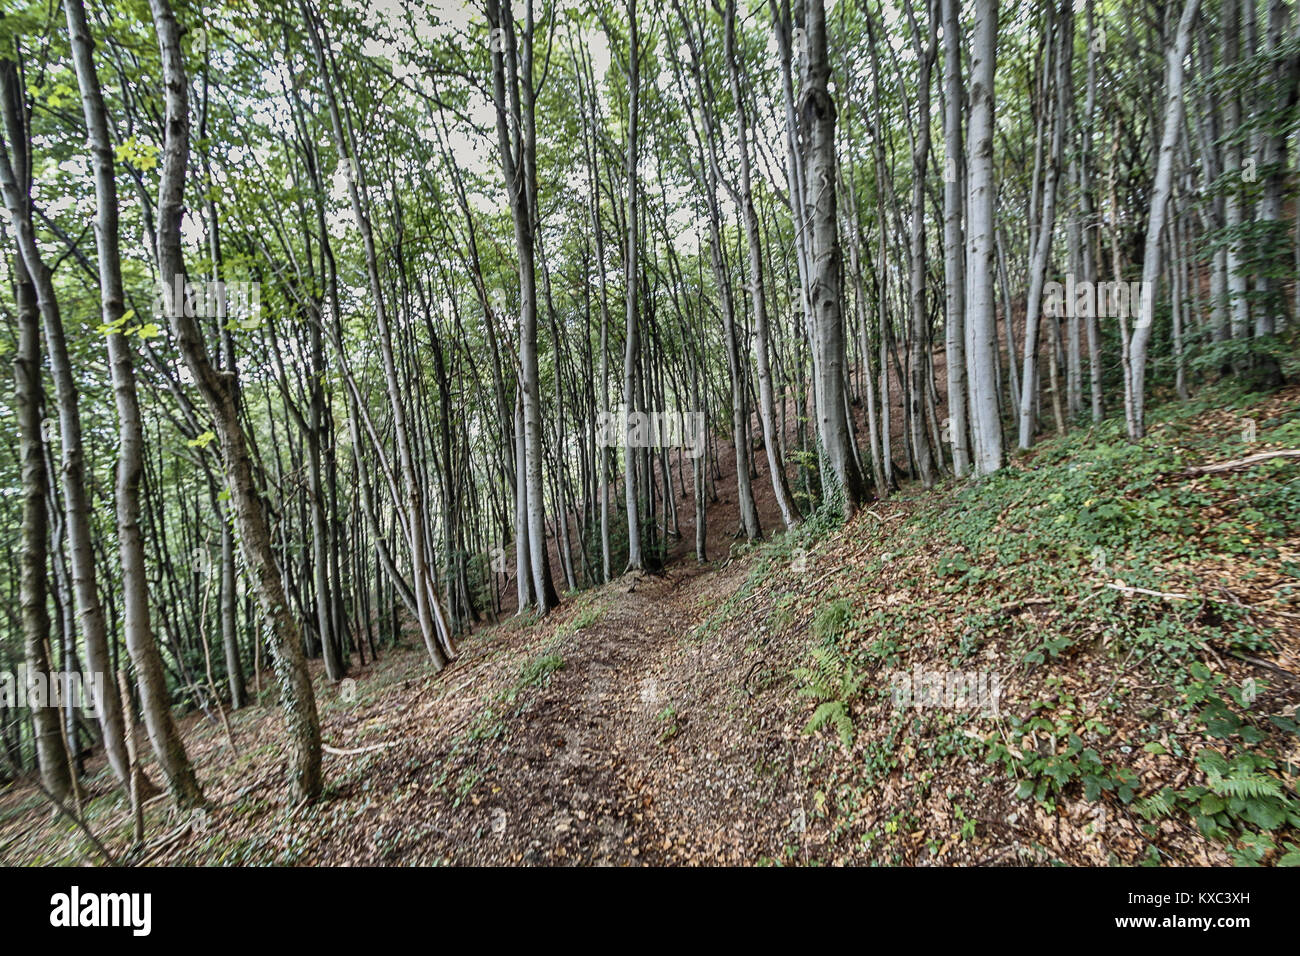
317, 550, 821, 865
4, 384, 1299, 867
407, 560, 808, 865
0, 548, 812, 866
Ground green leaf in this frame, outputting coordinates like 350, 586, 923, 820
114, 135, 159, 171
97, 314, 129, 336
1244, 799, 1285, 830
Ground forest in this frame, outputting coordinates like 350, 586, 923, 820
0, 0, 1298, 871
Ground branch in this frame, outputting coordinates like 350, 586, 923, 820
1183, 450, 1300, 476
1104, 582, 1197, 601
323, 741, 395, 757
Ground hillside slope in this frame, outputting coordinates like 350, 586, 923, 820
3, 382, 1298, 866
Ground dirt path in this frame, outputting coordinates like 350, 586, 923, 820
377, 559, 805, 865
0, 484, 812, 868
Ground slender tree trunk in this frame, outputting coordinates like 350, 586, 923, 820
941, 0, 971, 478
1128, 0, 1201, 438
149, 0, 320, 802
20, 11, 140, 790
9, 238, 70, 802
1082, 0, 1104, 423
1223, 0, 1250, 344
903, 4, 939, 487
1018, 1, 1070, 449
802, 0, 867, 513
966, 0, 1004, 476
726, 0, 801, 529
624, 0, 645, 568
486, 0, 559, 606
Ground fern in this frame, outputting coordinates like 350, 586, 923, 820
805, 701, 854, 748
1136, 787, 1177, 821
1145, 748, 1300, 848
792, 646, 868, 747
1208, 771, 1283, 801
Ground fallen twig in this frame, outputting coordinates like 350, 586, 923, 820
323, 741, 396, 757
1106, 581, 1300, 622
997, 597, 1057, 613
1183, 449, 1300, 476
1104, 582, 1197, 601
36, 782, 118, 866
135, 820, 192, 866
1230, 652, 1300, 686
1, 749, 117, 866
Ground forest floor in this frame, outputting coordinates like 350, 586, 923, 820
3, 378, 1300, 866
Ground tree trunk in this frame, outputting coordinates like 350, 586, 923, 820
149, 0, 320, 802
63, 0, 180, 786
966, 0, 1005, 476
8, 233, 70, 802
801, 0, 867, 514
941, 0, 972, 478
726, 0, 801, 529
486, 0, 559, 606
1127, 0, 1201, 439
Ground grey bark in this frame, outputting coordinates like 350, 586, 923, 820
9, 224, 70, 802
965, 0, 1004, 476
941, 0, 971, 478
1127, 0, 1202, 438
726, 0, 801, 529
801, 0, 867, 513
63, 0, 161, 786
150, 0, 320, 802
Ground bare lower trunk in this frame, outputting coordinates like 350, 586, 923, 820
966, 0, 1004, 476
151, 0, 320, 802
1127, 0, 1201, 438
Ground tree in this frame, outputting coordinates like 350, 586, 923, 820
149, 0, 320, 803
965, 0, 1004, 476
1127, 0, 1202, 439
486, 0, 561, 604
6, 193, 69, 803
725, 0, 802, 530
63, 0, 158, 795
940, 0, 971, 479
1018, 0, 1071, 449
801, 0, 868, 515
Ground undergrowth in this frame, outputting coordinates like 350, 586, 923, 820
766, 377, 1300, 864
